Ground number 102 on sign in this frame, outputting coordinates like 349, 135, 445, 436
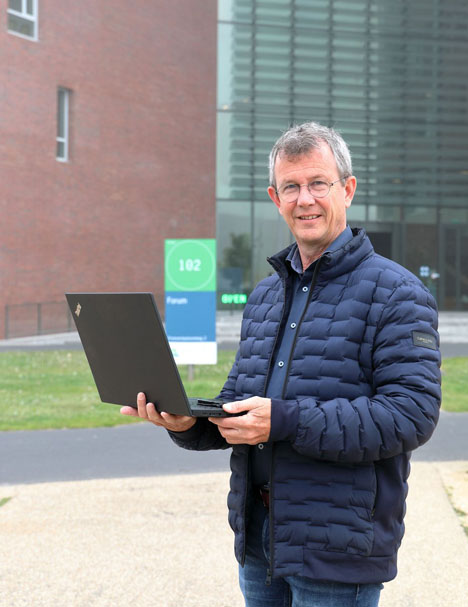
179, 258, 201, 272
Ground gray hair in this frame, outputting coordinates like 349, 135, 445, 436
268, 122, 353, 188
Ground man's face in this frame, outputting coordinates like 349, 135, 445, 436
267, 144, 356, 264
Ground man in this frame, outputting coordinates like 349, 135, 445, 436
121, 122, 441, 607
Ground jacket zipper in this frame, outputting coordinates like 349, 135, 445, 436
263, 276, 287, 583
266, 258, 323, 585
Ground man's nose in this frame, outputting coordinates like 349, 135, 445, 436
296, 183, 316, 204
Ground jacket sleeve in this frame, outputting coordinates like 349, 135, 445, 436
168, 417, 230, 451
167, 350, 242, 451
269, 280, 442, 463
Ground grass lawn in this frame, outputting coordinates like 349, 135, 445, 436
0, 349, 237, 431
0, 350, 466, 430
440, 357, 468, 412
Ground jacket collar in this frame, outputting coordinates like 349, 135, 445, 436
267, 227, 374, 280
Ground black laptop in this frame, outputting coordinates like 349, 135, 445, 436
65, 292, 231, 417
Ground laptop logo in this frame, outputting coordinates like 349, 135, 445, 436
75, 303, 82, 317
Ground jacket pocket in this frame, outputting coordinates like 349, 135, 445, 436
302, 461, 377, 556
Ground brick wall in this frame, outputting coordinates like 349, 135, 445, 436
0, 0, 217, 337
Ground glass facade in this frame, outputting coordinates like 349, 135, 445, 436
217, 0, 468, 310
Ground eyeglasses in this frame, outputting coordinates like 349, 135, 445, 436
276, 177, 348, 203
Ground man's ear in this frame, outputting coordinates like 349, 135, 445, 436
268, 185, 281, 211
344, 176, 357, 208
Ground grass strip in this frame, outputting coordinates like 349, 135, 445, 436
440, 357, 468, 412
0, 349, 236, 431
0, 351, 466, 431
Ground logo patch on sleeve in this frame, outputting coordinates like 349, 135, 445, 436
412, 331, 437, 350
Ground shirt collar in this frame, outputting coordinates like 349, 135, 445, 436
286, 225, 353, 275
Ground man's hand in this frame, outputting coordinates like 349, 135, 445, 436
209, 397, 271, 445
120, 392, 196, 433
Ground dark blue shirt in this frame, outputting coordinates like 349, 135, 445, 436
251, 226, 353, 487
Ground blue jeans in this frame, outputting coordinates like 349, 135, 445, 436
239, 499, 383, 607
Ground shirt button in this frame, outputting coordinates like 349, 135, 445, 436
290, 322, 297, 329
302, 286, 308, 292
258, 443, 264, 450
278, 361, 284, 367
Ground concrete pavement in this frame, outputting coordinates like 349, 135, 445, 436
1, 462, 468, 607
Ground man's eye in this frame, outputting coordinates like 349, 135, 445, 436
282, 184, 298, 192
310, 181, 327, 187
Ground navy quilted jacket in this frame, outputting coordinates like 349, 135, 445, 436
170, 228, 441, 584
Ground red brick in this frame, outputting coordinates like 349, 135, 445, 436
0, 0, 217, 337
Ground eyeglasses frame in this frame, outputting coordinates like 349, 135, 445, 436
275, 176, 349, 202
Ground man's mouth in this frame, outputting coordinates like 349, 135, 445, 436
298, 214, 320, 220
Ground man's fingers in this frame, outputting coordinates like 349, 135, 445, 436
210, 396, 271, 445
213, 424, 254, 445
121, 393, 196, 432
137, 391, 149, 419
120, 406, 139, 417
145, 401, 164, 424
124, 393, 162, 424
160, 411, 197, 432
223, 399, 251, 414
223, 396, 270, 414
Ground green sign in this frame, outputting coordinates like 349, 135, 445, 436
165, 239, 216, 292
221, 293, 247, 305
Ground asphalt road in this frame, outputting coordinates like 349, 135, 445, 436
0, 422, 231, 485
1, 410, 467, 485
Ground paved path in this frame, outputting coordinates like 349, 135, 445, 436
1, 462, 467, 607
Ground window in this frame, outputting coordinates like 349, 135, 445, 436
7, 0, 38, 40
56, 88, 70, 162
